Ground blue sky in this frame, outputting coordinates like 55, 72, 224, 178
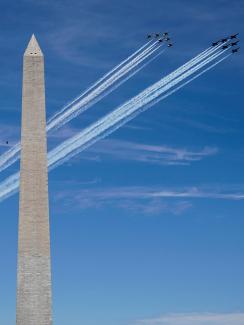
0, 0, 244, 324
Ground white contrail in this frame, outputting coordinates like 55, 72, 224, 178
48, 49, 226, 165
0, 42, 226, 174
128, 53, 231, 125
0, 50, 230, 203
0, 143, 21, 173
98, 43, 224, 117
93, 53, 231, 154
0, 172, 19, 202
0, 43, 223, 174
48, 41, 159, 125
0, 41, 162, 173
70, 46, 225, 144
46, 43, 161, 131
48, 40, 154, 123
129, 42, 225, 103
49, 47, 226, 157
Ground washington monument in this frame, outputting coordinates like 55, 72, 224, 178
16, 35, 52, 324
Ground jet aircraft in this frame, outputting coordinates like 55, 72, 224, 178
232, 47, 240, 53
231, 40, 239, 46
147, 32, 171, 41
230, 33, 239, 39
221, 38, 228, 43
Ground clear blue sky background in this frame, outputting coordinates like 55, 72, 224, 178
0, 0, 243, 324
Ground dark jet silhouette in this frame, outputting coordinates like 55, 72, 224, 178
231, 40, 239, 46
164, 37, 170, 41
232, 47, 240, 53
222, 45, 229, 49
168, 43, 173, 47
163, 32, 168, 36
147, 34, 152, 39
155, 33, 160, 38
158, 39, 163, 43
6, 141, 8, 145
212, 41, 219, 46
230, 33, 239, 39
221, 38, 228, 43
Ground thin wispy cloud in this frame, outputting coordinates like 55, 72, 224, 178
48, 127, 218, 165
54, 185, 244, 215
54, 187, 192, 216
151, 188, 244, 200
134, 312, 244, 325
87, 139, 218, 165
56, 185, 244, 202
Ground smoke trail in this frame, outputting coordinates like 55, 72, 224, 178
47, 43, 161, 131
76, 46, 225, 142
0, 52, 230, 203
100, 43, 224, 118
117, 53, 231, 134
62, 43, 223, 131
129, 43, 225, 104
47, 42, 159, 125
48, 49, 226, 165
0, 42, 226, 174
48, 41, 155, 123
0, 172, 19, 202
50, 47, 226, 156
0, 41, 162, 173
71, 47, 167, 126
0, 143, 21, 173
51, 41, 223, 127
48, 45, 163, 131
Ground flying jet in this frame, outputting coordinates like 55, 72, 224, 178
212, 41, 220, 46
232, 47, 240, 53
221, 38, 228, 43
168, 43, 173, 47
222, 45, 229, 49
231, 40, 239, 46
163, 32, 169, 36
164, 37, 171, 41
158, 39, 163, 43
147, 34, 152, 39
155, 33, 160, 38
6, 141, 8, 145
230, 33, 239, 39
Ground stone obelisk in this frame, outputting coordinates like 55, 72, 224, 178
16, 35, 52, 325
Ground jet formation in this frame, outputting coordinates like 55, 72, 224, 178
212, 33, 240, 54
147, 32, 173, 48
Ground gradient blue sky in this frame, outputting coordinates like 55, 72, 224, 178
0, 0, 244, 324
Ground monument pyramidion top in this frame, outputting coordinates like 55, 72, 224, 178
24, 34, 43, 57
